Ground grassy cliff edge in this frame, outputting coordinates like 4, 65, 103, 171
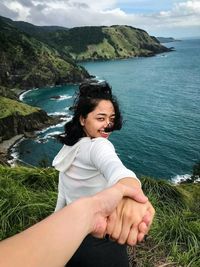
0, 166, 199, 266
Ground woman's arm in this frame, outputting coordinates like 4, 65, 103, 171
90, 138, 155, 244
55, 173, 66, 211
0, 184, 142, 267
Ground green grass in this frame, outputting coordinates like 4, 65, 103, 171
0, 166, 58, 239
0, 96, 40, 119
0, 166, 199, 266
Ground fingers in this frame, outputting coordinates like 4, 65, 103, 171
109, 215, 122, 241
126, 224, 138, 246
106, 211, 117, 236
138, 221, 148, 234
118, 221, 134, 245
137, 232, 145, 243
142, 205, 156, 232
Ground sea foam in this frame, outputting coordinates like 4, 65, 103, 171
171, 174, 191, 184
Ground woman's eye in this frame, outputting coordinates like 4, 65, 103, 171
97, 118, 104, 121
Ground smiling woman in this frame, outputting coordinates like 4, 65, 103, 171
52, 81, 155, 267
79, 99, 116, 139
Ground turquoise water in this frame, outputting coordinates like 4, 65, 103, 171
16, 39, 200, 181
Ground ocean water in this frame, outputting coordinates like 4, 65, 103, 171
15, 39, 200, 181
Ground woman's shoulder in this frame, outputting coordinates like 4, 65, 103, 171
91, 137, 115, 150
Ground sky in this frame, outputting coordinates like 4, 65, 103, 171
0, 0, 200, 38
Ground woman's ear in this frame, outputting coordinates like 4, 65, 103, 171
79, 116, 85, 126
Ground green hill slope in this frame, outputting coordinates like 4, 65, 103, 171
4, 17, 172, 61
0, 16, 90, 91
0, 96, 59, 142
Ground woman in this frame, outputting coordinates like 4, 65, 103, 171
53, 81, 154, 267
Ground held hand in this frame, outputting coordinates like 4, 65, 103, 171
106, 198, 155, 246
90, 183, 148, 238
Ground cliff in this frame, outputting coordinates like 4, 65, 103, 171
0, 96, 63, 140
13, 23, 172, 61
0, 16, 90, 92
0, 96, 62, 163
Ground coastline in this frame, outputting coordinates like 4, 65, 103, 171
0, 134, 24, 165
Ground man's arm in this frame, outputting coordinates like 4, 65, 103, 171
0, 183, 142, 267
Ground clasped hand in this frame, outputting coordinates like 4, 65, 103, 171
93, 187, 155, 246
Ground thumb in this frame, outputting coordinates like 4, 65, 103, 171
121, 185, 148, 203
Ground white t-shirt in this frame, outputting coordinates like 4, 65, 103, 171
53, 137, 140, 211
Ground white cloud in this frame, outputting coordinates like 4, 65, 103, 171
5, 1, 30, 21
0, 0, 200, 37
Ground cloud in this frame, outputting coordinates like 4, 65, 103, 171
0, 0, 200, 37
0, 2, 19, 19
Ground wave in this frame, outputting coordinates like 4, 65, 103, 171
171, 174, 191, 184
48, 111, 67, 116
8, 137, 25, 166
19, 88, 38, 101
35, 131, 62, 143
36, 116, 72, 134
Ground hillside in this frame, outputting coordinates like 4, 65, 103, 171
12, 22, 172, 61
0, 166, 199, 266
0, 16, 90, 92
0, 15, 173, 90
0, 96, 61, 141
0, 96, 63, 164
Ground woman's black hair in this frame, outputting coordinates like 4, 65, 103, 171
58, 81, 123, 146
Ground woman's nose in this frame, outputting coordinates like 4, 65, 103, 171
106, 120, 112, 127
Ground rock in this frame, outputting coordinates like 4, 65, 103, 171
50, 95, 61, 100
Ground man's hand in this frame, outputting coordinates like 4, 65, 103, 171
90, 183, 150, 238
106, 197, 155, 245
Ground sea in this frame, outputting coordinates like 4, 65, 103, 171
13, 38, 200, 183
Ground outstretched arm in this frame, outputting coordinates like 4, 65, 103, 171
0, 183, 143, 267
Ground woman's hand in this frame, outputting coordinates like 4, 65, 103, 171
106, 197, 155, 246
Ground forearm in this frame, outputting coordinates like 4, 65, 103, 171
0, 198, 94, 267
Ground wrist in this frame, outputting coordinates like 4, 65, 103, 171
118, 177, 141, 189
69, 197, 96, 235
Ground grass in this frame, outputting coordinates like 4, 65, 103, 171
0, 165, 199, 266
0, 96, 40, 119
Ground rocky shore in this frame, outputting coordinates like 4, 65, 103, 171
0, 109, 64, 165
0, 134, 24, 165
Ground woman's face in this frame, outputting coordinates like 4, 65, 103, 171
80, 100, 115, 138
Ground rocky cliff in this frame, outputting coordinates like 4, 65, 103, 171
0, 109, 54, 141
0, 96, 61, 142
0, 16, 90, 92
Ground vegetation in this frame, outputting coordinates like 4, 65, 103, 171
1, 16, 171, 65
0, 96, 40, 119
0, 166, 199, 266
191, 161, 200, 182
0, 16, 90, 92
15, 24, 171, 61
